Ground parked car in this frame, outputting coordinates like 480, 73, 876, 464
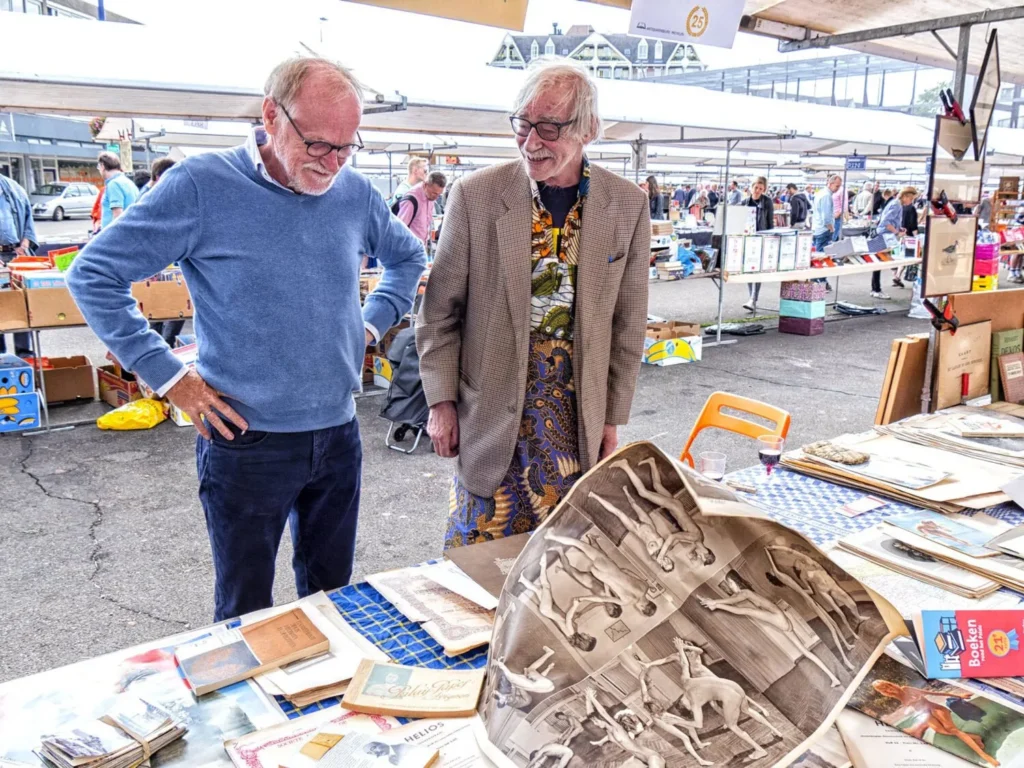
31, 183, 100, 221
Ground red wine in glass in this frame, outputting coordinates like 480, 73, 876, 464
757, 435, 785, 477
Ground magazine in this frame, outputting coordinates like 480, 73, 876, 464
480, 442, 903, 768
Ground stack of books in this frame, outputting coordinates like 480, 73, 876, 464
38, 697, 185, 768
877, 406, 1024, 470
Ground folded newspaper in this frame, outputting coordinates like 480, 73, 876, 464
479, 441, 904, 768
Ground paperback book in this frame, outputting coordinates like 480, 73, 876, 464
914, 609, 1024, 679
340, 660, 485, 719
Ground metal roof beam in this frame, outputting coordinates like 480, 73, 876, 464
776, 7, 1024, 52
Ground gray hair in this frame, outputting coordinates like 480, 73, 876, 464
264, 56, 364, 110
511, 58, 601, 144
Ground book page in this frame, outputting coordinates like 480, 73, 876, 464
479, 441, 904, 768
836, 709, 967, 767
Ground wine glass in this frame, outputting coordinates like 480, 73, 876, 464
757, 435, 785, 478
698, 452, 727, 482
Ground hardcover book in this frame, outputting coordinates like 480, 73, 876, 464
999, 352, 1024, 405
990, 329, 1023, 402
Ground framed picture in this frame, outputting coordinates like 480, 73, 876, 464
922, 214, 978, 298
970, 29, 1000, 161
929, 116, 984, 205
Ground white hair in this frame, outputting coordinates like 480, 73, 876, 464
511, 58, 602, 144
264, 56, 364, 110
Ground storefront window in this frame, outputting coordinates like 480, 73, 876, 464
58, 159, 102, 184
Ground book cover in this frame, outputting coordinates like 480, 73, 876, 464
919, 610, 1024, 679
935, 321, 992, 410
445, 533, 529, 599
240, 607, 328, 663
286, 731, 439, 768
999, 352, 1024, 405
176, 635, 261, 693
340, 660, 485, 719
990, 329, 1023, 402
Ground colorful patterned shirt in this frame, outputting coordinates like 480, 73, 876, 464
528, 158, 590, 341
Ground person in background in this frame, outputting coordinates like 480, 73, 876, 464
786, 183, 809, 228
690, 188, 708, 220
389, 157, 428, 206
812, 175, 842, 291
396, 170, 447, 247
132, 170, 151, 192
741, 176, 774, 312
707, 182, 719, 215
854, 182, 874, 218
898, 188, 922, 286
684, 183, 696, 209
872, 186, 917, 299
417, 59, 650, 549
646, 175, 666, 220
871, 186, 886, 217
727, 180, 742, 205
672, 184, 687, 209
67, 56, 426, 621
90, 186, 103, 234
96, 151, 140, 228
146, 158, 185, 345
831, 180, 845, 242
0, 172, 37, 357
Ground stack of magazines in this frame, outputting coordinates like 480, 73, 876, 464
877, 406, 1024, 470
38, 697, 185, 768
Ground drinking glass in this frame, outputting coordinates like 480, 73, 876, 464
698, 451, 727, 482
757, 435, 785, 478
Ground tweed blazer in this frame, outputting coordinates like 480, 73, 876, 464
416, 159, 650, 498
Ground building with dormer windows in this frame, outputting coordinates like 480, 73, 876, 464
488, 24, 706, 80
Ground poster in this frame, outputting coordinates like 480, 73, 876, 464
629, 0, 745, 50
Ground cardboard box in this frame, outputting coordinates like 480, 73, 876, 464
779, 316, 825, 336
131, 277, 193, 320
975, 243, 1000, 261
363, 351, 375, 385
0, 391, 40, 432
41, 355, 95, 404
779, 299, 825, 320
0, 289, 28, 331
168, 403, 192, 427
97, 364, 142, 408
646, 321, 701, 340
780, 281, 826, 303
0, 353, 34, 393
643, 334, 702, 365
25, 286, 85, 327
372, 355, 394, 389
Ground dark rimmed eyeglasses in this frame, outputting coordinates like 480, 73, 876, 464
279, 103, 363, 158
509, 115, 575, 142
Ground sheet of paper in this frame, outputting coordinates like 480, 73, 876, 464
836, 495, 888, 518
836, 709, 969, 768
421, 561, 500, 611
1003, 475, 1024, 510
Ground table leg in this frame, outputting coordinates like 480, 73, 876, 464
833, 276, 841, 307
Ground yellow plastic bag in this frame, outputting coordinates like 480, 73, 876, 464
96, 398, 168, 430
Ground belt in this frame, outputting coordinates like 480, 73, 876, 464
0, 244, 17, 253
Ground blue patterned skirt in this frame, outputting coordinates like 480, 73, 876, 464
444, 334, 582, 550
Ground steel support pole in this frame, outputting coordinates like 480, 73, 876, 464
714, 140, 733, 346
953, 24, 971, 104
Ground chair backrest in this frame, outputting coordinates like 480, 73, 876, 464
679, 391, 791, 467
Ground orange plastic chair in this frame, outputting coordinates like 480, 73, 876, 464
679, 392, 791, 467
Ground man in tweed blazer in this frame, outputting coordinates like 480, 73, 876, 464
417, 60, 650, 543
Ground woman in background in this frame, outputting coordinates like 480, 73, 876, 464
646, 175, 666, 220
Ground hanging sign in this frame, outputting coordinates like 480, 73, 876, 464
845, 156, 867, 171
629, 0, 745, 49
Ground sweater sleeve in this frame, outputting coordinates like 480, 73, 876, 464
66, 165, 201, 393
362, 186, 426, 337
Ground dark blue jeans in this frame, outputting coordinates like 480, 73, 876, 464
196, 417, 362, 621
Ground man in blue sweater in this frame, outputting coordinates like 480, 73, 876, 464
67, 57, 426, 621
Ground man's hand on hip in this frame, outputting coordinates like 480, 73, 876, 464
166, 369, 248, 441
599, 424, 619, 459
427, 401, 459, 458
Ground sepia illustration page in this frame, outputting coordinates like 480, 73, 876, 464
480, 442, 904, 768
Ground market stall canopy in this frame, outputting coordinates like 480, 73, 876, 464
587, 0, 1024, 84
0, 14, 405, 120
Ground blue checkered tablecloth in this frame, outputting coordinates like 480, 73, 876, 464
273, 467, 1021, 719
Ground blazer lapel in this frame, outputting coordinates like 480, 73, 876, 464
496, 161, 534, 361
577, 169, 616, 352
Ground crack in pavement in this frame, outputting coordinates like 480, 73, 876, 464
686, 364, 876, 400
18, 441, 189, 630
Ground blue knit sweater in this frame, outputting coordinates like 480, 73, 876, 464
68, 147, 425, 432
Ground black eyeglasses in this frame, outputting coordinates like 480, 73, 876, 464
509, 115, 575, 141
279, 104, 363, 158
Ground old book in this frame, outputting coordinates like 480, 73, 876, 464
444, 533, 530, 599
935, 320, 992, 410
1000, 352, 1024, 405
340, 660, 485, 719
884, 334, 929, 425
991, 329, 1024, 402
913, 609, 1024, 679
175, 607, 328, 696
875, 338, 902, 425
949, 411, 1024, 437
